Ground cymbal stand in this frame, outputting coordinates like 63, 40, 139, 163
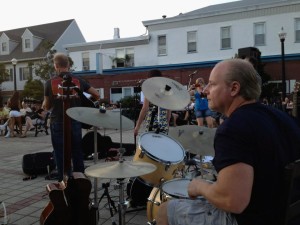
92, 125, 100, 225
116, 178, 128, 225
98, 182, 117, 225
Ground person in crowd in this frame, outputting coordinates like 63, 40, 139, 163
134, 69, 171, 136
5, 91, 23, 138
188, 77, 213, 127
0, 106, 9, 136
21, 103, 47, 138
156, 58, 300, 225
42, 52, 99, 182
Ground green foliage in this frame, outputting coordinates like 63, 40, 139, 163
0, 63, 10, 84
118, 95, 141, 120
21, 79, 44, 101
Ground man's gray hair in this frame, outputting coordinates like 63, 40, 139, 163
220, 59, 261, 101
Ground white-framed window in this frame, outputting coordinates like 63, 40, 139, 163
254, 22, 266, 46
82, 52, 90, 71
158, 35, 167, 56
19, 67, 32, 81
1, 42, 7, 52
187, 31, 197, 53
24, 38, 31, 49
114, 48, 134, 68
221, 26, 231, 49
295, 18, 300, 42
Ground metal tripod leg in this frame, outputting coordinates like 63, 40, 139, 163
98, 182, 118, 225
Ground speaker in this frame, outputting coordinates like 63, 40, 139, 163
238, 47, 261, 60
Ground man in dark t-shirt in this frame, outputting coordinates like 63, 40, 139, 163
43, 52, 99, 182
156, 59, 300, 225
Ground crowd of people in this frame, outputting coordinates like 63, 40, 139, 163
0, 94, 49, 138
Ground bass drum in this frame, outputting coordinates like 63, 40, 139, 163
127, 177, 153, 207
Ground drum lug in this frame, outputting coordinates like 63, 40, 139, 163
147, 198, 161, 206
165, 162, 171, 171
139, 151, 145, 158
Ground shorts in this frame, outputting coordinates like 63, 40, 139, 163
167, 199, 237, 225
9, 110, 22, 117
195, 109, 212, 118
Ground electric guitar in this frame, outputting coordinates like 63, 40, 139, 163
40, 74, 93, 225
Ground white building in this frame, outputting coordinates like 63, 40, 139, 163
64, 0, 300, 103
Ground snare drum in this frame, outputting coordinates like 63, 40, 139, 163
161, 178, 194, 200
147, 178, 199, 223
133, 132, 185, 186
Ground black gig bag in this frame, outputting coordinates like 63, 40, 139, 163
22, 152, 56, 175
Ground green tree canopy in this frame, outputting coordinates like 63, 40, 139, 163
21, 79, 44, 101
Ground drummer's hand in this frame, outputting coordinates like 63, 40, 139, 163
188, 178, 208, 199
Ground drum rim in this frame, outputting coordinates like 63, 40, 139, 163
138, 132, 185, 164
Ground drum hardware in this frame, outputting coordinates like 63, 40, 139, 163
97, 182, 118, 225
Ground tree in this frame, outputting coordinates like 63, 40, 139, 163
0, 63, 9, 84
21, 79, 44, 101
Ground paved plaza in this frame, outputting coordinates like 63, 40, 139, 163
0, 127, 150, 225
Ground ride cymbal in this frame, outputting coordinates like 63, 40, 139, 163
142, 77, 190, 110
85, 161, 157, 179
168, 125, 216, 156
66, 107, 134, 130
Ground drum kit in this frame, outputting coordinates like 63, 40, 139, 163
67, 77, 217, 225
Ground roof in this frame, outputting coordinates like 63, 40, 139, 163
0, 19, 74, 62
143, 0, 300, 26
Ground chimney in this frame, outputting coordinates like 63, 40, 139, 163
113, 28, 120, 39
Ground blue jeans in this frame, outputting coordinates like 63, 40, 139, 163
50, 120, 84, 181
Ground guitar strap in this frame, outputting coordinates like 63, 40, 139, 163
51, 75, 81, 98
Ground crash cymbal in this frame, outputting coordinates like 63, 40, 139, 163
142, 77, 190, 110
85, 161, 157, 179
66, 107, 134, 130
168, 125, 216, 156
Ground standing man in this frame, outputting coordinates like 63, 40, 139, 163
43, 52, 99, 181
156, 59, 300, 225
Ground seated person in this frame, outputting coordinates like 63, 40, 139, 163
21, 104, 47, 137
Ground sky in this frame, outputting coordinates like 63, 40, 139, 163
1, 0, 239, 42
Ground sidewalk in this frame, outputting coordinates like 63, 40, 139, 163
0, 127, 149, 225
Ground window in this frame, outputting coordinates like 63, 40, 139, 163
295, 18, 300, 42
187, 31, 197, 53
158, 35, 167, 56
82, 52, 90, 71
221, 26, 231, 49
114, 48, 134, 68
24, 39, 31, 49
254, 22, 266, 46
1, 42, 7, 52
19, 67, 32, 81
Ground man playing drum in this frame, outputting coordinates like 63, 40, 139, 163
155, 59, 300, 225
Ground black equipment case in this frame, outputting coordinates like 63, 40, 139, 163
22, 152, 56, 175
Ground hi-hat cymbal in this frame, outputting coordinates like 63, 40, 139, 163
168, 125, 216, 156
85, 161, 157, 179
142, 77, 190, 110
66, 107, 134, 130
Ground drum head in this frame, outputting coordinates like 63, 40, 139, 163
139, 132, 185, 163
162, 178, 191, 198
